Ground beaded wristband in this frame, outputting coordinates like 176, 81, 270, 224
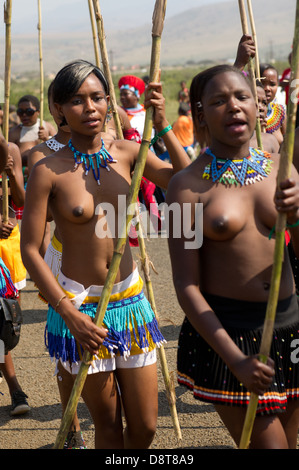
269, 219, 299, 239
55, 294, 67, 311
287, 219, 299, 228
150, 124, 172, 146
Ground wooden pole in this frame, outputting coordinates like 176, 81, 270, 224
238, 0, 263, 149
87, 0, 100, 68
2, 1, 12, 224
239, 0, 299, 449
37, 0, 44, 130
92, 0, 122, 136
246, 0, 260, 80
53, 0, 167, 449
91, 0, 181, 442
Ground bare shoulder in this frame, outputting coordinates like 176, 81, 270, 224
8, 124, 21, 142
30, 147, 67, 174
8, 141, 21, 156
167, 158, 202, 203
104, 137, 139, 164
27, 142, 53, 173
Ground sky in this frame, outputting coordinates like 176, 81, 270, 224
6, 0, 230, 35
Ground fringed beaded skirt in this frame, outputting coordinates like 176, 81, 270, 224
45, 267, 165, 371
177, 292, 299, 415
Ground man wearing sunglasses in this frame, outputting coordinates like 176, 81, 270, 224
9, 94, 56, 175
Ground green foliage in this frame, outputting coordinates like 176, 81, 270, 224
8, 61, 289, 128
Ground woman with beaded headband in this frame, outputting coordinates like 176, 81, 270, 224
166, 64, 299, 449
20, 59, 190, 449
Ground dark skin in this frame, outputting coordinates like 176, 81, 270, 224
0, 135, 8, 175
261, 68, 287, 146
167, 71, 299, 449
0, 142, 25, 238
250, 86, 280, 153
20, 73, 190, 449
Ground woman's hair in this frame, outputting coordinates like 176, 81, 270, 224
260, 63, 278, 77
52, 59, 109, 105
190, 64, 253, 146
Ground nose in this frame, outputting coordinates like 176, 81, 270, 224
227, 96, 241, 112
84, 97, 96, 112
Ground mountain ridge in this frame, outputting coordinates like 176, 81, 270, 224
1, 0, 296, 75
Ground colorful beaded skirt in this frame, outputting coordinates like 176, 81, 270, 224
45, 269, 165, 365
177, 292, 299, 415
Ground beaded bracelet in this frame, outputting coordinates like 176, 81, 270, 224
55, 294, 67, 311
269, 219, 299, 239
287, 219, 299, 229
150, 124, 172, 146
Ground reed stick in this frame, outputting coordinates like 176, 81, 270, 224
37, 0, 44, 130
137, 223, 182, 443
53, 0, 167, 449
87, 0, 100, 67
246, 0, 260, 80
238, 0, 263, 149
239, 0, 299, 449
2, 1, 12, 224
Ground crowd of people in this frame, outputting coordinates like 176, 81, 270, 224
0, 30, 298, 450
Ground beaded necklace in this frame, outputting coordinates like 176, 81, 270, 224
68, 138, 117, 185
202, 147, 273, 187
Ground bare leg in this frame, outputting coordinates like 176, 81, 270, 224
81, 370, 124, 449
0, 351, 22, 395
116, 363, 158, 449
56, 361, 82, 433
215, 404, 289, 449
278, 400, 299, 449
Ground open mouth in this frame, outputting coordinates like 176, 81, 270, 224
226, 119, 247, 133
83, 119, 99, 127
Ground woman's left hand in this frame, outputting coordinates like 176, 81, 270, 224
274, 178, 299, 223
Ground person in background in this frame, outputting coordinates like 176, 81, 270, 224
260, 64, 286, 147
0, 135, 29, 416
178, 80, 189, 104
250, 80, 280, 154
9, 94, 56, 183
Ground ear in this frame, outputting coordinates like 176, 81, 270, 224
54, 103, 66, 124
197, 110, 206, 128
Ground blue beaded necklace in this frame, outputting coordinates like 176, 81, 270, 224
68, 138, 117, 185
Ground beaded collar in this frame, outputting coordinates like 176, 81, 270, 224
202, 147, 273, 187
266, 102, 286, 134
68, 138, 117, 185
46, 137, 65, 152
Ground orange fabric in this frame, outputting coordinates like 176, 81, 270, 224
172, 116, 194, 147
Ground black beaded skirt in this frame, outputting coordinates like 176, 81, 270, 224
177, 293, 299, 415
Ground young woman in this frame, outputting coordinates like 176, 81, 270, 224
20, 59, 190, 449
260, 63, 286, 147
166, 64, 299, 449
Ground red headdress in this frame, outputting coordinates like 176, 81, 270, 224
118, 75, 145, 99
